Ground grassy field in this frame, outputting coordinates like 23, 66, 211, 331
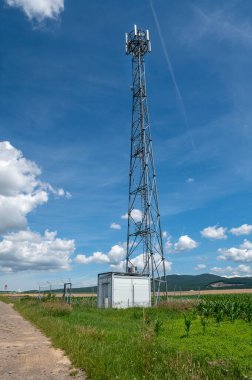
3, 294, 252, 380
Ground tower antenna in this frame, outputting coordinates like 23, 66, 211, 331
125, 25, 168, 304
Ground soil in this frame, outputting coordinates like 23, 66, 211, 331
0, 301, 87, 380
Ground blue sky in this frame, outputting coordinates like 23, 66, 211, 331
1, 0, 252, 290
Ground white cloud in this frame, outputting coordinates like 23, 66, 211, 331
75, 252, 110, 265
138, 254, 171, 272
108, 244, 125, 264
54, 187, 71, 199
75, 244, 125, 267
5, 0, 64, 22
229, 224, 252, 236
186, 177, 194, 183
210, 264, 252, 277
174, 235, 199, 251
162, 231, 173, 252
240, 239, 252, 249
74, 243, 172, 275
121, 209, 143, 222
235, 264, 252, 275
164, 233, 173, 252
218, 245, 252, 263
110, 223, 121, 230
218, 240, 252, 263
0, 141, 68, 235
110, 261, 125, 272
163, 259, 172, 272
210, 266, 233, 275
128, 253, 146, 272
0, 141, 40, 196
115, 253, 172, 273
0, 141, 72, 275
0, 229, 74, 273
201, 225, 227, 240
194, 263, 207, 271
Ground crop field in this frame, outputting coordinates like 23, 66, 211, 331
6, 294, 252, 380
2, 288, 252, 299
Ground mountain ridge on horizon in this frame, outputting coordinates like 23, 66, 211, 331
24, 273, 252, 293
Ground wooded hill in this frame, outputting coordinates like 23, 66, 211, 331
68, 273, 252, 293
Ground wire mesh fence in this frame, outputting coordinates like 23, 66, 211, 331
37, 276, 97, 305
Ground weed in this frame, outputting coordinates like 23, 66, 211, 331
154, 318, 163, 337
69, 369, 79, 377
42, 300, 71, 317
43, 292, 56, 302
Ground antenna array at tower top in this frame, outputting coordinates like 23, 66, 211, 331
125, 25, 151, 56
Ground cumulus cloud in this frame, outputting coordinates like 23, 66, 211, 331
218, 245, 252, 263
0, 141, 40, 196
110, 223, 121, 230
74, 244, 125, 267
234, 264, 251, 275
194, 263, 207, 271
5, 0, 64, 22
0, 230, 74, 273
210, 264, 252, 277
75, 252, 110, 265
121, 209, 143, 222
108, 244, 125, 263
229, 224, 252, 236
130, 253, 172, 273
0, 141, 72, 275
217, 240, 252, 263
240, 239, 252, 249
74, 243, 172, 274
0, 141, 68, 235
201, 225, 227, 240
110, 253, 172, 273
174, 235, 198, 251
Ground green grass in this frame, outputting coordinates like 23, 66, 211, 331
4, 295, 252, 380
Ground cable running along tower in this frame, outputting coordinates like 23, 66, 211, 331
125, 25, 167, 304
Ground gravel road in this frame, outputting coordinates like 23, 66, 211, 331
0, 301, 87, 380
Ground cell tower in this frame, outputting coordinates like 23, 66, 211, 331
125, 25, 167, 304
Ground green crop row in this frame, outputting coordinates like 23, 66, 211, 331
196, 294, 252, 323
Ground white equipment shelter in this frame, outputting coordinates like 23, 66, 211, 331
97, 272, 151, 308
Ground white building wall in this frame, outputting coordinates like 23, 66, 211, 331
97, 273, 151, 308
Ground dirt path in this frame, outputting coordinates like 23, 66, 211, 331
0, 301, 86, 380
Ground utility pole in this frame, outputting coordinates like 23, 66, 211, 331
125, 25, 168, 304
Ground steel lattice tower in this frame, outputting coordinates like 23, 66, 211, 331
125, 25, 167, 304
